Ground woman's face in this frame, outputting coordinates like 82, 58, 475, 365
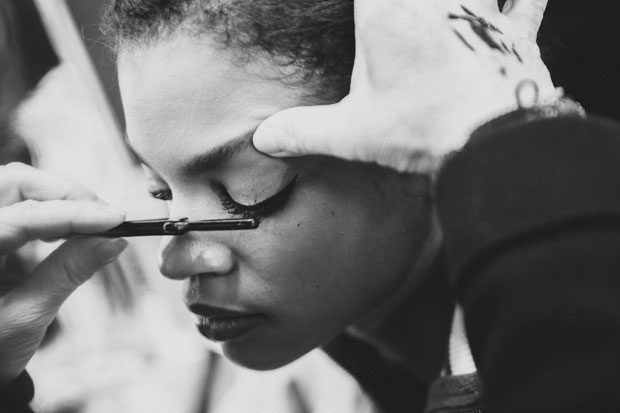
118, 36, 431, 370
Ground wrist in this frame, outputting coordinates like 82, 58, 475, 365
421, 91, 518, 164
470, 82, 585, 142
425, 79, 572, 161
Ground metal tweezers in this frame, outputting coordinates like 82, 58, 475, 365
93, 217, 259, 237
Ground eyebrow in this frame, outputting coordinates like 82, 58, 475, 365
125, 134, 253, 175
184, 135, 252, 175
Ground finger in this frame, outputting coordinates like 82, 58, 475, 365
253, 103, 356, 159
252, 102, 428, 171
504, 0, 548, 41
0, 200, 126, 254
11, 237, 128, 313
356, 0, 441, 21
0, 163, 102, 207
435, 0, 499, 14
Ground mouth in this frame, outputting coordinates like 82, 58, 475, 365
189, 303, 266, 342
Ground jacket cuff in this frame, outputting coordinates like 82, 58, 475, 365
436, 116, 620, 290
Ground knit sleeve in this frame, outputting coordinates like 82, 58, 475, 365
437, 116, 620, 412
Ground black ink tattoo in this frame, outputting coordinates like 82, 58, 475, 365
470, 22, 506, 53
500, 40, 512, 54
453, 29, 475, 51
512, 44, 523, 63
460, 5, 503, 34
449, 5, 523, 62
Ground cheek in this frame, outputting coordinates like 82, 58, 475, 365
238, 167, 428, 328
240, 191, 352, 314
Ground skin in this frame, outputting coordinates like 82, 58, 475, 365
118, 35, 434, 371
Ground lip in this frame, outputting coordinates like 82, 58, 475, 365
189, 303, 265, 342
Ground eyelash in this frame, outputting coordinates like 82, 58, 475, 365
148, 175, 298, 221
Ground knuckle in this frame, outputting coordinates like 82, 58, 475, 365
16, 199, 40, 219
0, 163, 30, 184
2, 162, 29, 174
0, 296, 51, 335
0, 164, 26, 205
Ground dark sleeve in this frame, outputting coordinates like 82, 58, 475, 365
0, 371, 35, 412
436, 116, 620, 412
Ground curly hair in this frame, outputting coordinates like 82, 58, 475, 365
102, 0, 355, 98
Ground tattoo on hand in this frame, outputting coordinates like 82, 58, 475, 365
511, 44, 523, 63
449, 5, 522, 62
452, 29, 475, 51
451, 6, 503, 33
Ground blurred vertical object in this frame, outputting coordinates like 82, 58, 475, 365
0, 0, 58, 165
6, 0, 58, 90
27, 0, 144, 314
13, 2, 210, 412
500, 0, 618, 120
63, 0, 126, 128
33, 0, 131, 168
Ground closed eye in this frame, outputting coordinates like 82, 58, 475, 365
148, 175, 298, 221
214, 175, 298, 221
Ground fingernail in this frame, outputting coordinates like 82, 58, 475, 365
95, 238, 128, 263
267, 151, 293, 158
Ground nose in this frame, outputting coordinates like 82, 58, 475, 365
158, 235, 235, 280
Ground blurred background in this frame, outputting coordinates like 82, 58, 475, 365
538, 0, 619, 120
0, 0, 618, 412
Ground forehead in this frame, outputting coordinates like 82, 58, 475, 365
117, 36, 310, 173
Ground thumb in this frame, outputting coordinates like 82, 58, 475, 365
16, 237, 128, 311
253, 102, 359, 159
504, 0, 548, 41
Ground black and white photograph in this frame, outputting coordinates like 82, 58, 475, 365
0, 0, 618, 412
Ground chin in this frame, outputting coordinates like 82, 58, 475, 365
221, 341, 307, 371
